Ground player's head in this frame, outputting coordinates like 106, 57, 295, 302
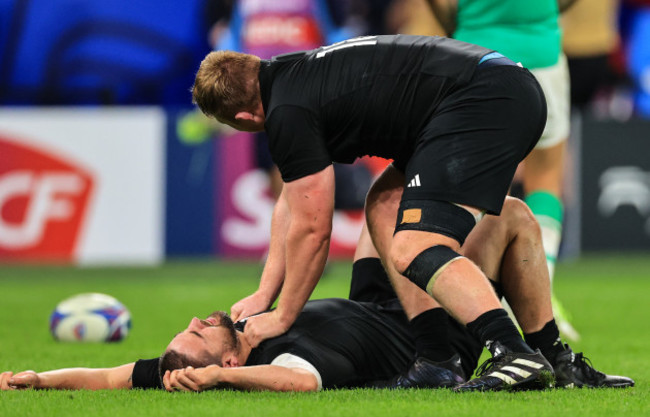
159, 311, 241, 377
192, 50, 263, 130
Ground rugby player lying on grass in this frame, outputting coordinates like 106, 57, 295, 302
0, 198, 633, 392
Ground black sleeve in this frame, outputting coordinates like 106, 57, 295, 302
131, 358, 163, 390
266, 105, 332, 182
247, 299, 410, 389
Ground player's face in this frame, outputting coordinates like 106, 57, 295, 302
166, 312, 239, 365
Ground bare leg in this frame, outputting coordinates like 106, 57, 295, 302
390, 226, 503, 325
353, 222, 380, 262
523, 141, 565, 197
462, 197, 553, 333
522, 143, 565, 281
365, 165, 440, 320
363, 189, 553, 332
522, 140, 580, 341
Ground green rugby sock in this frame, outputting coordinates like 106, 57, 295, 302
525, 191, 563, 282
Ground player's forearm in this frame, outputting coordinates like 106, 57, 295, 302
276, 221, 331, 325
37, 367, 130, 390
274, 166, 334, 327
219, 365, 318, 392
257, 193, 291, 302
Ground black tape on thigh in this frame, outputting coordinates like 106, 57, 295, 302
403, 245, 463, 293
394, 200, 476, 245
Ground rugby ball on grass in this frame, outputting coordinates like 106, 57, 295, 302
50, 293, 131, 342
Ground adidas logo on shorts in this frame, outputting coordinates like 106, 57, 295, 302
407, 174, 421, 188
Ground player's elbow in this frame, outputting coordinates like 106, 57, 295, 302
276, 370, 320, 392
299, 382, 319, 392
289, 375, 319, 392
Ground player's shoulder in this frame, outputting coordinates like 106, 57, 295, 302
272, 50, 309, 62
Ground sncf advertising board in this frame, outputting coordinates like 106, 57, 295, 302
0, 107, 371, 264
165, 123, 377, 259
0, 108, 165, 264
211, 131, 373, 258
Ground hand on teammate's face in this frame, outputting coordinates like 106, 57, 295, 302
230, 291, 272, 323
243, 311, 288, 348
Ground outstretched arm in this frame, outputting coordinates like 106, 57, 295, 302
163, 364, 319, 392
0, 363, 135, 391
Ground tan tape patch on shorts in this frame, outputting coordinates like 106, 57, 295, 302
425, 256, 465, 295
401, 208, 421, 224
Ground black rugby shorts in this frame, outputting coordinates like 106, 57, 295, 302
398, 65, 547, 215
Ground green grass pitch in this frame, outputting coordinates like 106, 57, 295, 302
1, 255, 649, 417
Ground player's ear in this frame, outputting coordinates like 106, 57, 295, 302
222, 353, 240, 368
234, 111, 254, 122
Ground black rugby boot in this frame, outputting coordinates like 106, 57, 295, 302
372, 354, 465, 389
553, 344, 635, 388
454, 342, 555, 392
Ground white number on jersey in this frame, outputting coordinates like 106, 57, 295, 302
315, 36, 378, 59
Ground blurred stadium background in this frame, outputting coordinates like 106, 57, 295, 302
1, 0, 649, 412
1, 0, 649, 265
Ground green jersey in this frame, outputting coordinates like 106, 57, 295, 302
454, 0, 561, 68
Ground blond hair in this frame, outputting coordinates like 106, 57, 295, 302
192, 51, 261, 122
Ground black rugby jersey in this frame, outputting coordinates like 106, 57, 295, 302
259, 35, 492, 182
245, 298, 414, 388
131, 298, 414, 390
131, 298, 481, 389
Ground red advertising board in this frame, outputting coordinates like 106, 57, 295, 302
0, 136, 94, 262
0, 108, 165, 265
